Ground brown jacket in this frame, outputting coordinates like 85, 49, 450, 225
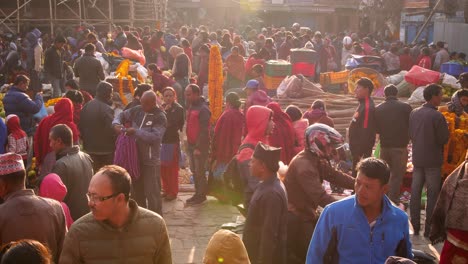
284, 151, 355, 221
59, 199, 172, 264
0, 189, 67, 262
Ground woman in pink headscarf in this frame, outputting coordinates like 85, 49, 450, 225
39, 173, 74, 228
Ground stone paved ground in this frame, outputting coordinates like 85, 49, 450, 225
163, 189, 442, 264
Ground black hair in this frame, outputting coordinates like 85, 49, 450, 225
64, 90, 84, 104
13, 75, 30, 85
87, 32, 97, 40
181, 38, 190, 48
311, 99, 326, 111
0, 170, 26, 187
187, 84, 200, 95
98, 165, 132, 201
423, 84, 442, 102
147, 63, 161, 74
123, 25, 130, 32
285, 105, 302, 122
50, 124, 73, 147
458, 52, 466, 60
134, 84, 152, 98
436, 41, 445, 49
384, 84, 398, 97
357, 157, 390, 185
84, 43, 95, 53
225, 92, 241, 109
96, 81, 113, 100
356, 77, 374, 95
421, 47, 430, 56
54, 35, 67, 44
252, 64, 264, 74
0, 239, 52, 264
64, 79, 79, 90
456, 89, 468, 98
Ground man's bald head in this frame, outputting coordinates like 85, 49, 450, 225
140, 90, 157, 112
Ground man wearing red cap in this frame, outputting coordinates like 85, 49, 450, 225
0, 153, 67, 262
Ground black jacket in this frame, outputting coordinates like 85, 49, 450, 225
375, 97, 413, 148
409, 103, 449, 168
79, 98, 116, 154
162, 102, 185, 144
44, 46, 64, 79
348, 97, 376, 154
73, 53, 105, 95
243, 176, 288, 264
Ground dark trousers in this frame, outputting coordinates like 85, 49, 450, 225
410, 167, 441, 236
89, 153, 114, 173
187, 144, 208, 198
133, 164, 162, 216
351, 147, 373, 177
287, 212, 317, 264
380, 147, 408, 203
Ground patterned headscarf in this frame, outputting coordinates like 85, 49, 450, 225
447, 90, 465, 116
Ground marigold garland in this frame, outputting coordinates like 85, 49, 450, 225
441, 112, 468, 178
208, 45, 224, 124
45, 98, 62, 107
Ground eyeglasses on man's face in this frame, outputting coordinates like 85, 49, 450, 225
86, 192, 119, 203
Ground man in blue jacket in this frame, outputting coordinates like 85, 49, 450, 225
3, 75, 43, 137
306, 157, 412, 264
113, 90, 167, 215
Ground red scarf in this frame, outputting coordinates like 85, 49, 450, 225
267, 102, 296, 164
34, 98, 80, 165
6, 115, 26, 140
212, 107, 244, 164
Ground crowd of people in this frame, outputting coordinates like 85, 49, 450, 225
0, 21, 467, 264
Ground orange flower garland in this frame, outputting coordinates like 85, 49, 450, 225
441, 112, 468, 178
208, 45, 224, 125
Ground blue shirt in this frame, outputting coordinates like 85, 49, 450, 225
306, 195, 412, 264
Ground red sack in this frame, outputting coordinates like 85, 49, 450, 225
404, 65, 441, 86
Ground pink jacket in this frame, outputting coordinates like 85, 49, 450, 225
39, 173, 74, 229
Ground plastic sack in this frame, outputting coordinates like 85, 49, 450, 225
442, 73, 461, 89
121, 47, 146, 65
386, 71, 407, 85
396, 80, 416, 97
408, 86, 426, 104
405, 65, 441, 86
136, 63, 148, 80
33, 103, 48, 121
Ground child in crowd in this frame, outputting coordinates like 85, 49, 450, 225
5, 114, 28, 165
38, 173, 74, 228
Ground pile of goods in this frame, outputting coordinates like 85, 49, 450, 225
264, 60, 292, 92
345, 55, 385, 72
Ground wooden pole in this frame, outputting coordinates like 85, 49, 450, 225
16, 0, 20, 33
411, 0, 443, 44
109, 0, 113, 32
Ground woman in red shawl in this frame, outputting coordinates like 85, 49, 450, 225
224, 46, 245, 91
209, 92, 244, 200
6, 114, 28, 163
34, 98, 80, 170
266, 102, 296, 164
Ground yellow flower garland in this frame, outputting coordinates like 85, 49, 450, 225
208, 45, 224, 125
441, 112, 468, 177
45, 98, 62, 107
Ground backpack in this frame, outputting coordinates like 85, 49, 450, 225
219, 143, 255, 206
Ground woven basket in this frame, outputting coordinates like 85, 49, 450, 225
264, 75, 286, 90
